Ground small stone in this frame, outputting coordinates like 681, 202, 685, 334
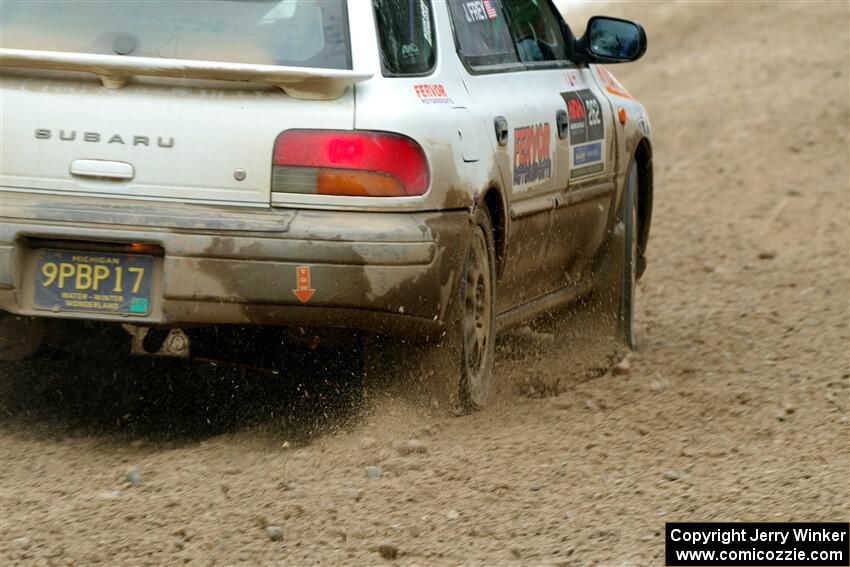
584, 399, 599, 411
365, 466, 382, 478
663, 470, 680, 481
757, 251, 776, 260
328, 528, 347, 543
382, 456, 424, 474
398, 439, 428, 456
125, 467, 141, 487
447, 509, 460, 520
378, 543, 398, 559
96, 490, 123, 501
613, 357, 632, 376
12, 536, 31, 549
265, 526, 284, 541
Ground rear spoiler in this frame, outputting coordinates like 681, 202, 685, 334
0, 48, 372, 100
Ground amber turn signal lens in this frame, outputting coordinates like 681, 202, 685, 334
618, 107, 627, 125
316, 169, 405, 197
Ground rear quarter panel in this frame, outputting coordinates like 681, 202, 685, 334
350, 1, 499, 214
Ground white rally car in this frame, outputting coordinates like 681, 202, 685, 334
0, 0, 653, 411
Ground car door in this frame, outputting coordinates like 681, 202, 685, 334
515, 2, 619, 286
445, 0, 562, 311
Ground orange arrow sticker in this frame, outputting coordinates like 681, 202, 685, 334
292, 266, 315, 304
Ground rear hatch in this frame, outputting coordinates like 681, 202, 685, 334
0, 0, 365, 206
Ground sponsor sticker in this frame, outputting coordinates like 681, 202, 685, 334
414, 83, 453, 105
561, 89, 606, 179
513, 123, 552, 186
401, 43, 420, 59
573, 142, 602, 166
462, 0, 498, 22
420, 0, 433, 46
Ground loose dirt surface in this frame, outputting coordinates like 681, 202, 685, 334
2, 2, 848, 566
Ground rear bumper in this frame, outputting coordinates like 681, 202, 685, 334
0, 191, 469, 336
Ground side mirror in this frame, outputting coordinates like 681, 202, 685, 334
573, 16, 647, 64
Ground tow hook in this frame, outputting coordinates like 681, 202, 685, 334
122, 325, 190, 358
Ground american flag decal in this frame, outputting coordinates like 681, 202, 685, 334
483, 0, 498, 19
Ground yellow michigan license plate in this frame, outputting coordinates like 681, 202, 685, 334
34, 249, 154, 315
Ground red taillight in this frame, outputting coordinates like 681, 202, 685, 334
272, 130, 430, 197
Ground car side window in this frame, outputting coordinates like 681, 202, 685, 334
502, 0, 569, 63
373, 0, 437, 76
447, 0, 519, 68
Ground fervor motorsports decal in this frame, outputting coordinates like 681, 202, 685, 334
513, 123, 552, 186
561, 89, 606, 179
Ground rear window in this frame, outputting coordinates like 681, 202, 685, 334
373, 0, 436, 76
0, 0, 351, 70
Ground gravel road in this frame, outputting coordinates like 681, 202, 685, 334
1, 2, 848, 565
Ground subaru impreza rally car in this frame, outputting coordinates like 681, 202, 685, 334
0, 0, 653, 411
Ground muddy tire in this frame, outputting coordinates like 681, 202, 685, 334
362, 206, 496, 414
592, 160, 639, 350
457, 206, 497, 410
619, 162, 639, 348
600, 160, 639, 349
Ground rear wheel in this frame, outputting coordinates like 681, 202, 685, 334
459, 208, 497, 409
361, 207, 496, 414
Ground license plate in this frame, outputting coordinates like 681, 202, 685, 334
33, 249, 154, 315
